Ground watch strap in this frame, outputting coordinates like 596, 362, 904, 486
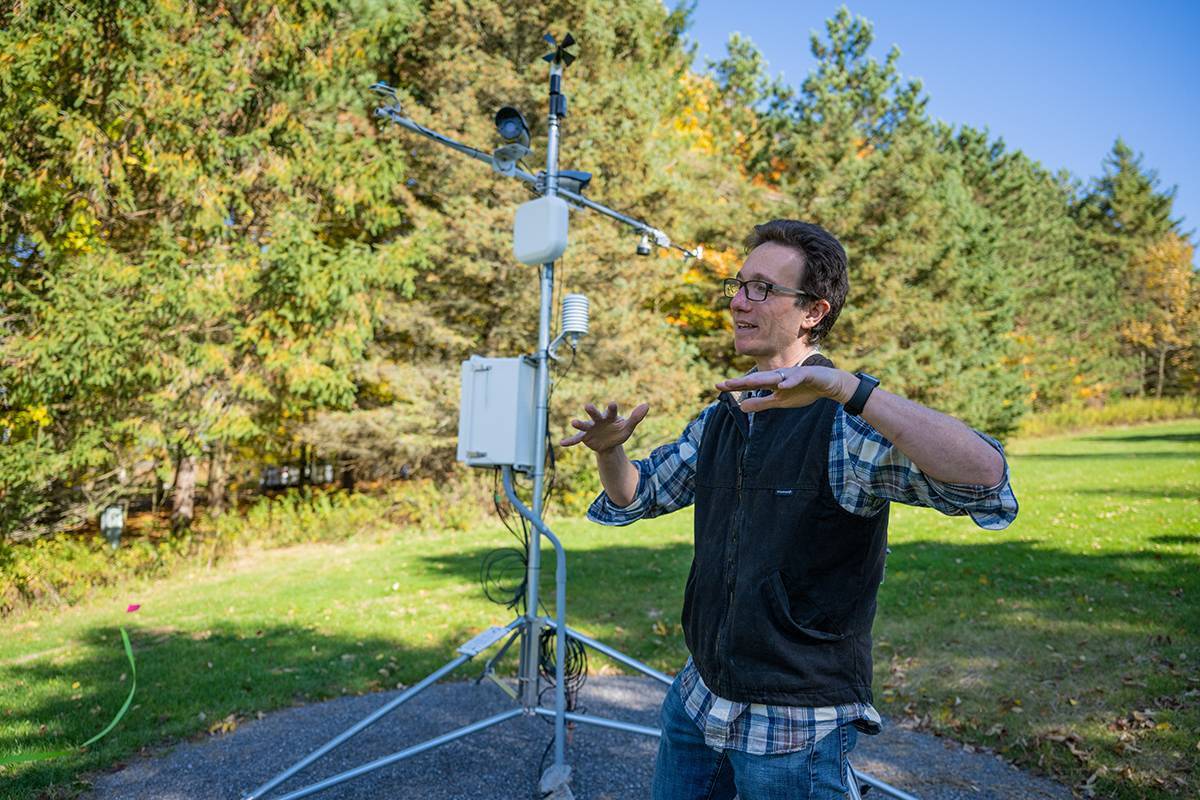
844, 372, 879, 416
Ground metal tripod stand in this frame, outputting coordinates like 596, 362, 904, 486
241, 33, 919, 800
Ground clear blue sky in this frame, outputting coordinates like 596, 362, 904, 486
685, 0, 1199, 249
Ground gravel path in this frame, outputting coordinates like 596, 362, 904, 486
84, 677, 1072, 800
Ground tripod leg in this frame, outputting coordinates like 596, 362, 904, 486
260, 708, 523, 800
243, 652, 471, 800
555, 623, 673, 686
849, 762, 922, 800
533, 707, 660, 738
846, 761, 864, 799
475, 628, 521, 684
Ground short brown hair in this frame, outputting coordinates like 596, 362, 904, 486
744, 220, 849, 345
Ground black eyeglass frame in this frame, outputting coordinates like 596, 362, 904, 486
722, 277, 820, 303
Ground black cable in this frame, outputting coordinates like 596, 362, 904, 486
479, 547, 527, 611
541, 246, 575, 517
537, 626, 588, 712
493, 468, 529, 549
485, 469, 529, 613
542, 344, 576, 515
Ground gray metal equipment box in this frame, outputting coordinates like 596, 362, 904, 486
456, 355, 538, 471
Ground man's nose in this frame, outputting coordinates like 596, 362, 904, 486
729, 287, 753, 312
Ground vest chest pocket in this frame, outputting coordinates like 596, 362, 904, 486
763, 570, 851, 642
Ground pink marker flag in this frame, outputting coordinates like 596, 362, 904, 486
126, 604, 141, 613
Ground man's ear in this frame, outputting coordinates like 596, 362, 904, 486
798, 298, 831, 339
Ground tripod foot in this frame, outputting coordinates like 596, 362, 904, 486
538, 764, 573, 800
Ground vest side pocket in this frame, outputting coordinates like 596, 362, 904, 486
763, 570, 850, 642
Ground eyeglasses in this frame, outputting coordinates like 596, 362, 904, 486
722, 277, 818, 303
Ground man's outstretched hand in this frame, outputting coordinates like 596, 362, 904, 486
559, 401, 650, 453
715, 366, 854, 413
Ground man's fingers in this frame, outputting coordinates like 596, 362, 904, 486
737, 394, 777, 413
605, 401, 618, 421
559, 431, 586, 447
716, 373, 775, 392
584, 403, 604, 422
570, 419, 594, 432
627, 402, 650, 428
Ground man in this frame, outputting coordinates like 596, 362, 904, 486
560, 220, 1018, 799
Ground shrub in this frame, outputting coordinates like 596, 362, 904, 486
213, 489, 391, 547
1016, 395, 1200, 438
0, 530, 213, 616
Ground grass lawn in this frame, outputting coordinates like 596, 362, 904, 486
1, 420, 1197, 799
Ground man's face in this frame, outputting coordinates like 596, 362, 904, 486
729, 242, 810, 359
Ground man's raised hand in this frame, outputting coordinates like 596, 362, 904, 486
559, 401, 650, 453
715, 366, 854, 413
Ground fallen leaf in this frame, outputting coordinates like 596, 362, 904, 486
207, 714, 238, 735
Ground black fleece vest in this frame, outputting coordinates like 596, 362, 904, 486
683, 353, 890, 706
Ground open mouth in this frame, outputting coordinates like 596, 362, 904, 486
735, 322, 757, 330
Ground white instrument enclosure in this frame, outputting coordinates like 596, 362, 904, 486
513, 195, 569, 265
456, 355, 538, 471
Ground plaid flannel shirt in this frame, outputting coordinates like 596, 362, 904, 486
587, 397, 1018, 754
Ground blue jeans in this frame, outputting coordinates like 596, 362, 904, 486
651, 680, 859, 800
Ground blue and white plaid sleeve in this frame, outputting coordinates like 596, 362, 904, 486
831, 407, 1018, 530
586, 403, 719, 526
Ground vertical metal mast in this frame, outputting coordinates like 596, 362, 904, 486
519, 56, 566, 716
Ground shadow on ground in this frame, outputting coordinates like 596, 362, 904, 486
1, 625, 467, 800
1083, 431, 1200, 444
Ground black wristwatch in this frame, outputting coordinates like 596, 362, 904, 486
843, 372, 879, 416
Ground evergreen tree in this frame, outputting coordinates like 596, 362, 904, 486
946, 128, 1116, 408
769, 9, 1024, 433
1076, 138, 1186, 396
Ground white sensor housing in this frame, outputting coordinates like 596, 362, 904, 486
456, 355, 537, 471
513, 195, 569, 264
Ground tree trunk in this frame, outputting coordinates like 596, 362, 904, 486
208, 443, 231, 517
340, 463, 356, 492
1138, 351, 1148, 396
172, 453, 197, 532
1156, 347, 1168, 398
